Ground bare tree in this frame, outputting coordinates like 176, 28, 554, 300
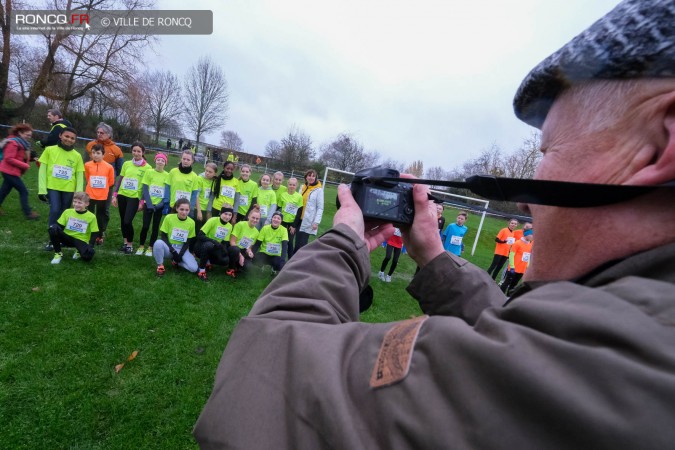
277, 126, 314, 171
319, 133, 379, 172
265, 140, 281, 160
1, 0, 156, 122
145, 70, 183, 144
462, 143, 505, 177
426, 166, 447, 189
380, 157, 406, 173
220, 130, 243, 151
503, 131, 542, 179
183, 56, 229, 147
406, 160, 424, 177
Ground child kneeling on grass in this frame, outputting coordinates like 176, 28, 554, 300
252, 210, 288, 275
48, 191, 98, 264
153, 198, 198, 276
194, 205, 239, 282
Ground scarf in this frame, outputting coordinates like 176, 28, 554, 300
300, 180, 321, 219
178, 163, 193, 174
132, 158, 146, 167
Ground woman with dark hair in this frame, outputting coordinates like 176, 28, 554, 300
112, 141, 149, 254
0, 123, 39, 219
293, 169, 324, 255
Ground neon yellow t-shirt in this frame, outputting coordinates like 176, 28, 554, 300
57, 208, 99, 243
236, 179, 259, 215
256, 224, 288, 256
160, 213, 196, 245
273, 185, 287, 204
278, 191, 303, 223
198, 175, 214, 211
142, 169, 170, 206
167, 168, 200, 207
212, 178, 239, 212
118, 160, 149, 199
232, 221, 259, 249
201, 217, 233, 243
39, 145, 84, 193
256, 187, 277, 219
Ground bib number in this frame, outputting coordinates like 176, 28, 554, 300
221, 185, 235, 198
450, 235, 463, 246
265, 243, 281, 255
122, 177, 139, 191
506, 237, 516, 245
215, 226, 230, 240
202, 187, 211, 199
90, 176, 106, 189
66, 217, 88, 233
239, 236, 253, 249
53, 164, 73, 181
150, 185, 165, 198
260, 205, 268, 217
522, 252, 531, 263
171, 227, 188, 243
239, 195, 249, 207
284, 203, 298, 215
175, 190, 190, 202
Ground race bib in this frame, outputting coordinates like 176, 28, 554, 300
90, 176, 106, 189
260, 204, 268, 217
221, 185, 235, 198
522, 252, 531, 263
175, 190, 190, 201
239, 236, 253, 249
202, 187, 211, 199
122, 177, 139, 191
52, 164, 73, 181
66, 217, 88, 233
450, 235, 463, 246
284, 203, 298, 215
394, 228, 402, 237
150, 185, 165, 198
506, 237, 516, 245
215, 226, 230, 240
171, 227, 188, 243
239, 195, 249, 207
266, 243, 281, 255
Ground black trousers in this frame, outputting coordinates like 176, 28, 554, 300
117, 195, 139, 242
282, 221, 297, 259
380, 245, 402, 276
139, 206, 163, 247
48, 225, 95, 261
195, 240, 239, 270
501, 271, 524, 295
87, 199, 109, 239
486, 254, 508, 279
254, 253, 285, 272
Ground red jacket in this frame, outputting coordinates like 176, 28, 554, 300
0, 136, 30, 177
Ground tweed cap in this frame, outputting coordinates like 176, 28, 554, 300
514, 0, 675, 129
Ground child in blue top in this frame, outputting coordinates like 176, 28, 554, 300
442, 211, 468, 256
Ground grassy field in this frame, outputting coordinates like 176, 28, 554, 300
0, 149, 513, 449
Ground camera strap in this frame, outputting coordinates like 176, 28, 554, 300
366, 175, 675, 208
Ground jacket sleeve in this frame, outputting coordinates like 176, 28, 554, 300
406, 252, 505, 324
312, 189, 324, 225
38, 151, 48, 195
4, 141, 30, 172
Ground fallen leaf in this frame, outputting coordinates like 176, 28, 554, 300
114, 363, 125, 373
32, 287, 40, 292
127, 350, 139, 361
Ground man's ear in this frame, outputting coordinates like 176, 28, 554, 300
628, 93, 675, 186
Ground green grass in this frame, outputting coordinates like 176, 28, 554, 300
0, 149, 511, 449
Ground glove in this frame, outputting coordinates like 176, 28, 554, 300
509, 268, 515, 274
38, 194, 49, 203
162, 204, 170, 215
171, 251, 182, 264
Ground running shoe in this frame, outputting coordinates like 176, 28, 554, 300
198, 271, 208, 282
144, 247, 153, 257
72, 251, 81, 260
156, 264, 165, 277
51, 252, 63, 264
135, 246, 145, 256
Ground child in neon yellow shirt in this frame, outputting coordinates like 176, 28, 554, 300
153, 198, 198, 276
230, 206, 261, 274
48, 191, 98, 264
252, 211, 288, 274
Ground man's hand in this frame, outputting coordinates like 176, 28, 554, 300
399, 176, 445, 268
333, 184, 394, 252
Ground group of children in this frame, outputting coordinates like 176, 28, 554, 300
486, 218, 534, 295
37, 127, 311, 283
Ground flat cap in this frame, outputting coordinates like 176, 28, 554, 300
514, 0, 675, 129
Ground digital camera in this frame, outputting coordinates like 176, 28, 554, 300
349, 167, 415, 225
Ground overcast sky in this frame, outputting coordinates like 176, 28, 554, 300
147, 0, 620, 172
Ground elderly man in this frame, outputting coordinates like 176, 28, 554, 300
194, 1, 675, 448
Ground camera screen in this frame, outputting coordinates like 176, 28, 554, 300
364, 187, 400, 219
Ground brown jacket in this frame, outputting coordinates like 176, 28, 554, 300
194, 225, 675, 449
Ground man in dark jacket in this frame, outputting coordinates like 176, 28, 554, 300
194, 1, 675, 448
36, 109, 72, 149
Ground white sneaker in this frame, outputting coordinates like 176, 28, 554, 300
144, 247, 153, 257
385, 275, 392, 283
135, 246, 145, 256
72, 251, 81, 260
378, 271, 385, 281
51, 252, 63, 264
